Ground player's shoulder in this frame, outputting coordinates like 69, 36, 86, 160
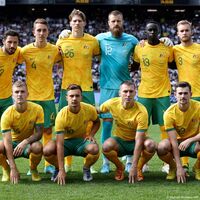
27, 101, 43, 111
135, 101, 148, 113
96, 32, 110, 40
21, 43, 34, 52
81, 102, 96, 110
84, 33, 97, 40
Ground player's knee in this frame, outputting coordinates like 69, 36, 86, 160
86, 144, 99, 155
31, 141, 43, 154
157, 140, 170, 155
144, 139, 156, 153
0, 141, 5, 153
43, 141, 56, 156
102, 139, 115, 153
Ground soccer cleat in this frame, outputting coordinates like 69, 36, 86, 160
27, 169, 31, 176
137, 169, 144, 182
83, 167, 93, 181
142, 164, 150, 173
31, 170, 41, 182
162, 164, 169, 174
1, 168, 10, 182
44, 165, 55, 174
115, 165, 125, 181
166, 167, 176, 180
65, 165, 72, 173
51, 169, 59, 181
192, 165, 200, 181
125, 162, 132, 173
100, 163, 110, 174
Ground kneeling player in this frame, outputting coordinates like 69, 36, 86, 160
0, 81, 44, 184
100, 80, 156, 183
157, 82, 200, 183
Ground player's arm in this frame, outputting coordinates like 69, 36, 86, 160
85, 117, 100, 143
178, 133, 200, 152
3, 131, 19, 184
129, 131, 145, 184
168, 130, 186, 183
56, 132, 66, 185
13, 124, 43, 157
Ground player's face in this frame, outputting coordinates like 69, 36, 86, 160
3, 36, 18, 55
67, 89, 82, 108
146, 23, 159, 39
12, 85, 28, 105
33, 23, 49, 42
119, 84, 135, 104
177, 24, 192, 43
108, 14, 124, 37
175, 87, 191, 106
70, 15, 86, 32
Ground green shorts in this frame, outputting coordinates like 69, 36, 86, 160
58, 89, 95, 111
0, 96, 13, 119
137, 96, 170, 126
63, 138, 92, 157
112, 136, 135, 157
179, 141, 197, 158
31, 100, 56, 128
192, 97, 200, 102
99, 89, 119, 119
13, 141, 30, 158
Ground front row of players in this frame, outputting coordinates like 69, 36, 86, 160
0, 80, 200, 184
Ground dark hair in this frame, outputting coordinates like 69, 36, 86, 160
120, 80, 135, 89
69, 9, 86, 22
145, 21, 160, 33
33, 18, 48, 29
66, 84, 82, 93
3, 29, 19, 40
175, 81, 191, 91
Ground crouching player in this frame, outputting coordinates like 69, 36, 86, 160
43, 84, 100, 185
157, 82, 200, 183
100, 80, 156, 183
0, 81, 44, 184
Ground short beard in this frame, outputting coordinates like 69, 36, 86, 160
110, 26, 123, 38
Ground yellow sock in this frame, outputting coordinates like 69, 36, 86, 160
29, 152, 42, 170
103, 150, 123, 169
181, 157, 189, 166
194, 152, 200, 169
0, 154, 9, 170
159, 152, 176, 169
65, 156, 73, 166
44, 154, 58, 169
84, 153, 99, 168
138, 150, 155, 170
43, 128, 52, 167
160, 125, 168, 140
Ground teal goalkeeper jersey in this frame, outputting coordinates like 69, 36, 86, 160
96, 32, 138, 89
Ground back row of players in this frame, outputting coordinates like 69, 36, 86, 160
0, 9, 199, 185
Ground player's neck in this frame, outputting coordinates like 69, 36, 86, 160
181, 40, 193, 47
68, 106, 81, 114
148, 38, 160, 45
34, 40, 47, 48
14, 102, 28, 113
122, 101, 134, 109
71, 30, 84, 38
178, 103, 190, 112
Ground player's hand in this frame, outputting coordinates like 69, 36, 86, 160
128, 165, 137, 184
159, 37, 174, 47
176, 167, 186, 183
59, 29, 71, 39
139, 39, 146, 47
10, 167, 20, 184
85, 136, 96, 143
178, 139, 191, 151
13, 140, 28, 157
56, 170, 66, 185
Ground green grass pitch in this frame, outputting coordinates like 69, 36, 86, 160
0, 123, 199, 200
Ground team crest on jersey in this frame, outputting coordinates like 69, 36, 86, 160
191, 118, 198, 123
83, 45, 89, 49
193, 54, 199, 59
159, 53, 164, 58
48, 55, 51, 59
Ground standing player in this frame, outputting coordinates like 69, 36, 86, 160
19, 18, 61, 174
157, 82, 200, 183
0, 81, 44, 183
56, 9, 100, 172
43, 84, 100, 185
100, 81, 156, 182
0, 30, 20, 120
132, 21, 173, 172
173, 20, 200, 171
96, 10, 139, 173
